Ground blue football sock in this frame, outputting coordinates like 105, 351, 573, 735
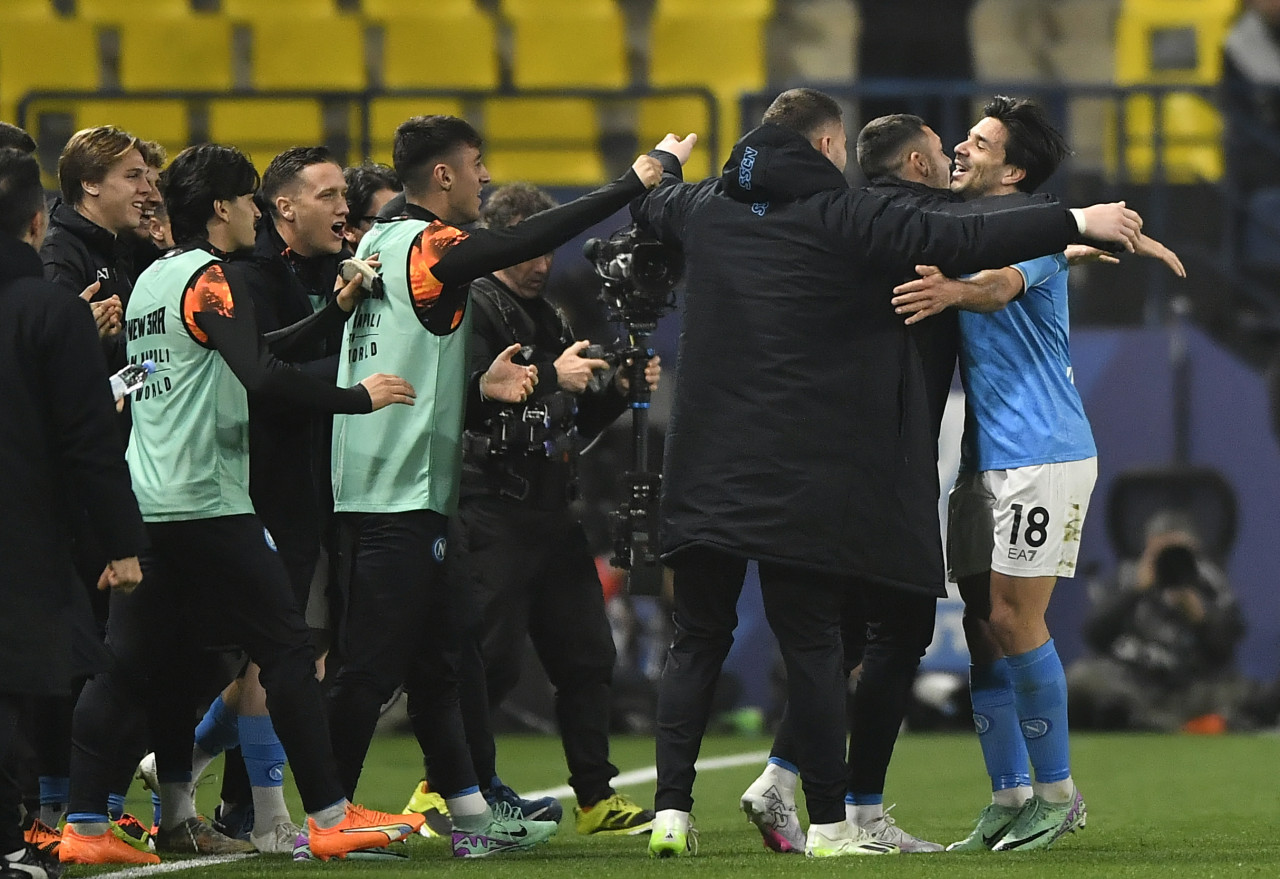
39, 776, 69, 808
151, 791, 162, 828
68, 812, 111, 827
195, 694, 240, 757
239, 715, 286, 789
1006, 639, 1071, 784
106, 792, 126, 821
766, 756, 798, 775
846, 792, 882, 805
969, 659, 1032, 791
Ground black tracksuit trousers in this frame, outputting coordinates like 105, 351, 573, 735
654, 548, 850, 824
69, 515, 346, 817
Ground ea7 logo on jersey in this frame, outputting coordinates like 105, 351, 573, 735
1008, 548, 1038, 561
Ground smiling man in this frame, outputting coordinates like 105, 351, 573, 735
43, 126, 154, 363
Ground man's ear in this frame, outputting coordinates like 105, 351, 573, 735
82, 180, 100, 197
275, 195, 295, 222
212, 198, 232, 223
1003, 165, 1027, 188
433, 161, 453, 191
26, 206, 48, 249
814, 133, 833, 161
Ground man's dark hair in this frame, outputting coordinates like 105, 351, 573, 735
0, 147, 45, 239
0, 122, 36, 154
344, 162, 402, 221
392, 115, 483, 195
856, 114, 928, 181
260, 145, 337, 218
160, 144, 260, 245
982, 95, 1071, 193
760, 88, 843, 140
480, 182, 557, 231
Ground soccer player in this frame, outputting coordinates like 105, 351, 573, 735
326, 114, 692, 857
60, 143, 424, 866
890, 96, 1182, 852
186, 145, 368, 853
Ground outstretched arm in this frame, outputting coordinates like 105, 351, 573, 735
892, 265, 1025, 324
1066, 233, 1186, 277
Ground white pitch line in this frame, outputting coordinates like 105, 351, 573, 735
525, 749, 770, 800
97, 854, 255, 879
97, 749, 771, 875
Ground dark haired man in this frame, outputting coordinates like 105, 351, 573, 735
631, 86, 1145, 858
342, 162, 401, 248
448, 182, 659, 836
326, 114, 693, 857
183, 145, 368, 852
891, 96, 1183, 852
60, 143, 426, 866
0, 121, 36, 152
0, 144, 145, 879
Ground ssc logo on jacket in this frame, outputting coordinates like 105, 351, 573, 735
432, 536, 447, 564
408, 221, 470, 336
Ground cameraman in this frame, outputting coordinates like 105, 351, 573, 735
452, 183, 658, 835
1067, 513, 1248, 731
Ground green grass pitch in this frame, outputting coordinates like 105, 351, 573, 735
86, 731, 1280, 878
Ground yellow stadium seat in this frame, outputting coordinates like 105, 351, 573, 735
248, 17, 368, 91
649, 4, 769, 166
208, 99, 325, 169
1, 20, 98, 124
221, 0, 340, 16
362, 97, 466, 165
362, 0, 475, 15
1107, 92, 1224, 183
72, 99, 188, 159
483, 97, 606, 186
1115, 0, 1236, 85
377, 10, 499, 90
507, 2, 627, 89
655, 0, 774, 16
78, 0, 193, 19
118, 17, 233, 91
10, 0, 55, 18
1111, 0, 1235, 182
637, 94, 715, 181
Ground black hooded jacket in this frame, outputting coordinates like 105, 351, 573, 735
0, 235, 146, 693
632, 124, 1088, 593
40, 200, 138, 372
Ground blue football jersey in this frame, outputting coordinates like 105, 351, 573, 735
956, 253, 1097, 472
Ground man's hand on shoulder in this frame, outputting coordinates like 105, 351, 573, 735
358, 373, 416, 410
1073, 201, 1143, 252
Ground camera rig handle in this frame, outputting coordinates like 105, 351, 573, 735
609, 338, 662, 574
